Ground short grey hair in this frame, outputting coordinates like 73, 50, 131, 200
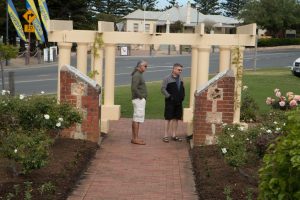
136, 60, 147, 68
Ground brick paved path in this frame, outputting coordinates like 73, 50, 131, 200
68, 118, 198, 200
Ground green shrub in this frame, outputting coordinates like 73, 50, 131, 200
218, 124, 249, 168
258, 38, 300, 47
0, 93, 82, 174
259, 109, 300, 200
0, 129, 53, 174
241, 86, 259, 122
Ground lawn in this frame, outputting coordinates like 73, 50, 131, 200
115, 67, 300, 118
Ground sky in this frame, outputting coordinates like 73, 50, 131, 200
156, 0, 189, 8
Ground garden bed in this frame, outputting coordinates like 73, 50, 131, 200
0, 138, 98, 200
191, 145, 260, 200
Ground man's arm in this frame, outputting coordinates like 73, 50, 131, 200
132, 75, 143, 99
161, 78, 170, 98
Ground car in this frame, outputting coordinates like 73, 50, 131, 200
291, 57, 300, 77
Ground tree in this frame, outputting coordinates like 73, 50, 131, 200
163, 0, 179, 10
193, 0, 220, 15
127, 0, 158, 11
221, 0, 247, 17
0, 44, 18, 89
47, 0, 93, 30
240, 0, 300, 37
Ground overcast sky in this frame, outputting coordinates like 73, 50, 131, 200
156, 0, 189, 8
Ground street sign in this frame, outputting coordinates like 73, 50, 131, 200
24, 24, 35, 32
23, 10, 36, 24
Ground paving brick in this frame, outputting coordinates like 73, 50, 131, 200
68, 118, 197, 200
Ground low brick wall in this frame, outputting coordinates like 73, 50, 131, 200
193, 70, 235, 146
60, 65, 101, 143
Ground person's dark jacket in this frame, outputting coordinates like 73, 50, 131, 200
161, 74, 185, 105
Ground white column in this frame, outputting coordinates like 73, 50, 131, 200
104, 44, 115, 106
219, 46, 231, 72
77, 42, 88, 74
57, 42, 72, 101
231, 46, 245, 123
101, 44, 120, 133
189, 45, 199, 108
196, 46, 211, 88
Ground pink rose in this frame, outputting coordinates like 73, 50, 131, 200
286, 92, 294, 97
279, 101, 286, 107
294, 95, 300, 102
276, 91, 281, 97
266, 97, 272, 105
289, 99, 298, 108
274, 88, 280, 93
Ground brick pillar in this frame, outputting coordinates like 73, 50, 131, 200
193, 70, 235, 146
60, 65, 101, 143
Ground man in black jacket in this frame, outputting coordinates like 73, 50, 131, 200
161, 63, 185, 142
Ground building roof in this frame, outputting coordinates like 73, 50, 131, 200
123, 2, 240, 26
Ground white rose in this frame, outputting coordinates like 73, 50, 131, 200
266, 129, 272, 134
230, 134, 234, 138
44, 114, 50, 120
221, 148, 227, 154
19, 94, 25, 100
14, 149, 17, 153
58, 117, 64, 122
41, 91, 45, 94
56, 122, 61, 127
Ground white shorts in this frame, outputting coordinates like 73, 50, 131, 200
132, 98, 146, 123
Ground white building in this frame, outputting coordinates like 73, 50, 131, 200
123, 2, 240, 34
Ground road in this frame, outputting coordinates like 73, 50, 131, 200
1, 48, 300, 95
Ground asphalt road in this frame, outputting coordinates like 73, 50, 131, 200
1, 48, 300, 95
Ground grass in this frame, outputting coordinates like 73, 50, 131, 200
115, 68, 300, 119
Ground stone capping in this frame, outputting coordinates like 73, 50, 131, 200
195, 69, 234, 96
61, 64, 101, 93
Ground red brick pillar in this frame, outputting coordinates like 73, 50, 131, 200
60, 65, 101, 143
193, 70, 235, 146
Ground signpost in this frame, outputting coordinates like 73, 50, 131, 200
23, 10, 36, 64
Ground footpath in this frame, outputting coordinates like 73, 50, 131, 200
67, 119, 198, 200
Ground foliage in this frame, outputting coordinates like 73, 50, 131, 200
193, 0, 221, 15
265, 88, 300, 110
221, 0, 247, 17
258, 38, 300, 47
259, 109, 300, 200
240, 0, 300, 37
218, 124, 249, 168
218, 110, 287, 168
0, 44, 19, 61
241, 85, 259, 122
0, 93, 82, 174
255, 110, 287, 157
170, 20, 184, 33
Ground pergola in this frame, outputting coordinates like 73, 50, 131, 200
47, 20, 256, 134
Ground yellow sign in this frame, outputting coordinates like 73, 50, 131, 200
24, 24, 35, 32
23, 10, 36, 23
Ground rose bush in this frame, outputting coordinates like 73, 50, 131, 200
266, 88, 300, 110
0, 91, 82, 174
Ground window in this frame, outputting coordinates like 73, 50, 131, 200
133, 23, 139, 32
145, 24, 150, 32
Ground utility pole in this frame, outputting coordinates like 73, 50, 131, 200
6, 2, 9, 66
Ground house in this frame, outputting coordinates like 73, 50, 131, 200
123, 1, 240, 34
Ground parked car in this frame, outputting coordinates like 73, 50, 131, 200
291, 57, 300, 77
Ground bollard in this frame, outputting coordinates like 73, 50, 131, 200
8, 71, 15, 96
25, 51, 29, 65
37, 48, 42, 64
